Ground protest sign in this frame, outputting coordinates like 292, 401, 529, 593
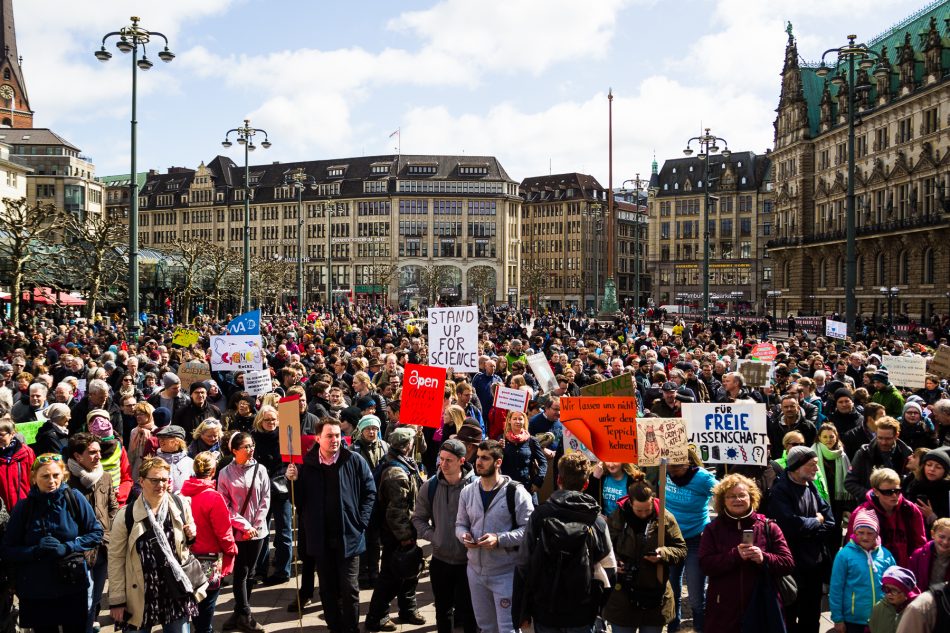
76, 378, 87, 401
751, 342, 777, 362
278, 395, 303, 464
637, 418, 689, 467
210, 335, 263, 371
825, 319, 847, 340
400, 363, 446, 428
579, 373, 637, 397
177, 361, 212, 390
527, 352, 559, 393
427, 306, 478, 372
16, 421, 43, 445
930, 344, 950, 379
493, 386, 530, 413
563, 427, 598, 462
560, 397, 639, 463
882, 355, 927, 389
227, 309, 261, 335
172, 327, 200, 347
683, 402, 768, 466
736, 359, 772, 388
243, 369, 273, 397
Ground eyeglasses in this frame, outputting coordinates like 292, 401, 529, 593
725, 493, 750, 501
876, 488, 900, 496
787, 442, 805, 447
882, 586, 903, 595
34, 454, 64, 466
235, 445, 255, 452
144, 477, 170, 485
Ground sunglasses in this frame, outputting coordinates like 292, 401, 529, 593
34, 454, 64, 466
144, 477, 170, 485
876, 488, 900, 496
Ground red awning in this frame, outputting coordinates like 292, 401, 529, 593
0, 288, 86, 305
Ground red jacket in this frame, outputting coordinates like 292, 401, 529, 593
180, 476, 238, 576
847, 490, 926, 567
0, 440, 34, 510
699, 511, 795, 633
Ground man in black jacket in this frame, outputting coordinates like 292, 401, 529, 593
172, 381, 220, 437
767, 394, 817, 459
286, 419, 376, 633
844, 416, 913, 499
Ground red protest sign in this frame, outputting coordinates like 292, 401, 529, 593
751, 342, 777, 362
400, 363, 446, 428
560, 397, 639, 463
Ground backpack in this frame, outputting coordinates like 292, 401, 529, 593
425, 475, 519, 530
369, 457, 416, 530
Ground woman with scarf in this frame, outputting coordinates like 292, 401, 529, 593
250, 406, 293, 585
87, 412, 134, 505
154, 425, 194, 494
223, 392, 256, 433
108, 456, 205, 633
814, 423, 855, 561
0, 416, 34, 511
1, 452, 103, 633
699, 473, 795, 633
898, 402, 938, 451
903, 448, 950, 527
217, 432, 271, 633
188, 419, 223, 461
180, 452, 238, 633
500, 409, 546, 505
34, 402, 71, 457
129, 403, 163, 479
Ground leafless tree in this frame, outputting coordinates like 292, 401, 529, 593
520, 259, 547, 311
61, 212, 127, 318
418, 264, 455, 306
369, 261, 397, 306
251, 255, 295, 314
203, 243, 242, 319
467, 265, 496, 306
166, 237, 208, 324
0, 198, 65, 324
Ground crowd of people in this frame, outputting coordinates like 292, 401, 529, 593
0, 304, 949, 633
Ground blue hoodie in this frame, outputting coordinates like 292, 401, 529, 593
829, 539, 896, 625
664, 467, 716, 539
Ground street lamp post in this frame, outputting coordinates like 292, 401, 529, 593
95, 17, 174, 334
622, 174, 648, 316
767, 289, 782, 319
683, 128, 731, 324
221, 120, 272, 312
591, 202, 604, 313
816, 35, 882, 334
879, 286, 898, 333
325, 201, 335, 310
286, 168, 317, 320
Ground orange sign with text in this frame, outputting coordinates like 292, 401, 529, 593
559, 397, 639, 463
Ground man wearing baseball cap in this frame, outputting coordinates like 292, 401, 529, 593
650, 381, 681, 417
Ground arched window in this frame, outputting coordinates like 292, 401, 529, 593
2, 69, 9, 80
898, 250, 909, 285
923, 248, 934, 284
875, 253, 885, 286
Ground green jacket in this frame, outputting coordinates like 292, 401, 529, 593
867, 597, 902, 633
871, 385, 905, 418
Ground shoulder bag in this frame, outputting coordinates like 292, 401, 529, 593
764, 518, 797, 605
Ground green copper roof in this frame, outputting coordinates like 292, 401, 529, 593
98, 172, 148, 188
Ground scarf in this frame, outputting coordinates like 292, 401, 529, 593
816, 442, 851, 501
0, 439, 20, 463
66, 458, 105, 490
157, 449, 188, 465
144, 495, 193, 594
130, 425, 155, 453
505, 428, 530, 444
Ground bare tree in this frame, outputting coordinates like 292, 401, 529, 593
166, 237, 209, 324
369, 261, 397, 306
467, 265, 496, 306
203, 243, 242, 319
520, 259, 547, 311
0, 198, 65, 325
418, 264, 455, 306
61, 212, 127, 318
251, 255, 295, 314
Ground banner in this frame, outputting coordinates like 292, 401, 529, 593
278, 395, 303, 464
177, 361, 212, 390
637, 418, 689, 467
243, 369, 274, 397
427, 306, 478, 372
560, 397, 639, 463
881, 355, 927, 389
736, 359, 772, 388
172, 327, 200, 347
579, 372, 637, 398
493, 386, 530, 413
16, 421, 43, 445
527, 352, 558, 393
930, 344, 950, 379
226, 309, 261, 336
210, 335, 264, 371
400, 363, 446, 428
682, 402, 768, 466
825, 319, 847, 340
751, 342, 777, 362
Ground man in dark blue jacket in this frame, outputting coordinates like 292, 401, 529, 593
286, 419, 376, 633
765, 445, 834, 633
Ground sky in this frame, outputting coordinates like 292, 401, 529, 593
13, 0, 933, 187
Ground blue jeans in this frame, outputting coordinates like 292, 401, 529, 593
535, 624, 596, 633
192, 587, 220, 633
255, 495, 292, 578
610, 625, 663, 633
124, 616, 190, 633
87, 550, 109, 633
668, 534, 706, 633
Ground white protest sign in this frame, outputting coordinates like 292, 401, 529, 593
826, 319, 848, 340
243, 370, 273, 397
637, 418, 689, 467
682, 402, 769, 466
881, 355, 927, 389
563, 427, 598, 462
493, 385, 530, 413
209, 335, 264, 371
427, 306, 478, 372
527, 352, 559, 393
736, 359, 772, 388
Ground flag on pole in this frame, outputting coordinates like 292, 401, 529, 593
389, 128, 400, 138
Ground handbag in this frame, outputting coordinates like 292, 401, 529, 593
271, 474, 290, 499
764, 519, 798, 605
195, 554, 223, 591
57, 551, 87, 585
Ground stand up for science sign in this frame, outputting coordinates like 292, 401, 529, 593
427, 306, 478, 372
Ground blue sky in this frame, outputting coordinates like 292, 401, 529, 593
15, 0, 930, 185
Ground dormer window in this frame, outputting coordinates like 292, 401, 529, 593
370, 163, 390, 175
672, 167, 677, 174
458, 165, 488, 176
408, 164, 437, 175
166, 181, 180, 191
328, 167, 344, 178
689, 165, 694, 172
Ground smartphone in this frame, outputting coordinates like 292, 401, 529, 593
742, 529, 755, 545
462, 534, 475, 544
917, 495, 929, 505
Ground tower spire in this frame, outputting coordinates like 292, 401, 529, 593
0, 0, 32, 127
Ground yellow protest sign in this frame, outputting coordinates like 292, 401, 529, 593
172, 327, 200, 347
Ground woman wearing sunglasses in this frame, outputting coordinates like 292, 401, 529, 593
0, 453, 103, 633
846, 467, 927, 567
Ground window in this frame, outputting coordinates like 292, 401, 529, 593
719, 218, 733, 237
856, 134, 868, 158
660, 222, 670, 240
739, 218, 752, 237
363, 180, 387, 193
923, 107, 939, 135
875, 126, 889, 151
327, 166, 345, 178
898, 250, 909, 285
897, 117, 913, 144
923, 248, 934, 284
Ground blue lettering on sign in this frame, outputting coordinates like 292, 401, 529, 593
704, 412, 750, 431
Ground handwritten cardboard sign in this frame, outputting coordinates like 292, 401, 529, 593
929, 345, 950, 379
428, 306, 478, 372
881, 355, 927, 389
579, 373, 637, 398
527, 352, 559, 393
278, 395, 303, 464
682, 402, 768, 466
400, 363, 446, 428
243, 369, 273, 397
172, 327, 200, 347
751, 342, 777, 362
493, 385, 529, 413
736, 359, 772, 388
177, 361, 212, 390
637, 418, 688, 467
560, 396, 639, 463
210, 335, 264, 371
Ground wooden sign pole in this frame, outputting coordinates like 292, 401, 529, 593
656, 458, 667, 583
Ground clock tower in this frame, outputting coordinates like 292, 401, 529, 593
0, 0, 32, 128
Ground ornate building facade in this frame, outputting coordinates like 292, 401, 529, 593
767, 2, 950, 319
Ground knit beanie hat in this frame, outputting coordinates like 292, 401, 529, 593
357, 415, 381, 434
162, 372, 180, 388
902, 401, 923, 417
89, 416, 114, 440
786, 445, 817, 472
882, 566, 920, 599
921, 447, 950, 473
389, 427, 415, 450
851, 507, 880, 534
834, 388, 853, 402
152, 406, 172, 428
871, 369, 890, 384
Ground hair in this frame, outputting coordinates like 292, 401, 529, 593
875, 416, 901, 436
192, 418, 223, 440
869, 467, 901, 489
864, 402, 886, 422
138, 456, 171, 480
193, 451, 217, 479
457, 382, 473, 395
0, 417, 14, 435
314, 417, 342, 437
712, 473, 763, 515
87, 378, 109, 395
782, 431, 806, 451
229, 431, 253, 452
132, 401, 154, 418
252, 405, 279, 431
627, 470, 655, 502
780, 393, 798, 405
853, 387, 871, 406
817, 423, 840, 448
15, 371, 34, 384
557, 452, 592, 491
227, 391, 254, 412
932, 517, 950, 537
503, 409, 528, 435
444, 404, 466, 431
477, 439, 504, 462
68, 432, 99, 459
287, 385, 306, 399
353, 371, 375, 391
31, 453, 67, 478
912, 447, 934, 480
159, 436, 187, 452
